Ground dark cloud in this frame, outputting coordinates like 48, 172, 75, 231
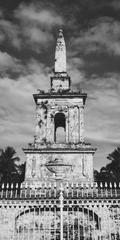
0, 4, 64, 51
15, 3, 63, 27
111, 0, 120, 10
0, 51, 23, 77
0, 19, 21, 49
71, 17, 120, 56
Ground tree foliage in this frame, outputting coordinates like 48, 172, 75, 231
0, 146, 25, 183
94, 147, 120, 182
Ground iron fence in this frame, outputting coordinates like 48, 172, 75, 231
0, 182, 120, 239
0, 182, 120, 199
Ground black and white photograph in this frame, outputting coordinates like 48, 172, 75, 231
0, 0, 120, 239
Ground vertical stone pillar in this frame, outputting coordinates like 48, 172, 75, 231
35, 104, 47, 144
46, 108, 54, 143
82, 154, 87, 177
36, 154, 40, 179
65, 107, 69, 143
25, 154, 32, 180
80, 106, 84, 142
69, 106, 79, 143
69, 106, 73, 143
74, 106, 79, 143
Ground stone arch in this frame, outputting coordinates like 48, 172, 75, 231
54, 112, 66, 143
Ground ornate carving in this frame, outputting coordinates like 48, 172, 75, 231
45, 158, 72, 179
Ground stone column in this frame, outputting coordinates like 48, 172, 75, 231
65, 107, 69, 143
69, 106, 79, 143
68, 106, 73, 143
35, 105, 47, 143
25, 154, 32, 180
74, 106, 79, 143
80, 106, 84, 142
46, 108, 54, 143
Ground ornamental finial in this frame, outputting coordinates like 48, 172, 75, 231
55, 29, 66, 73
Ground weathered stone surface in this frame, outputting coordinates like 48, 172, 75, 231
34, 97, 86, 145
24, 89, 95, 184
55, 29, 66, 73
24, 152, 94, 183
51, 74, 70, 91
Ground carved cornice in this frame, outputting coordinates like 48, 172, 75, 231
23, 147, 97, 154
33, 92, 87, 105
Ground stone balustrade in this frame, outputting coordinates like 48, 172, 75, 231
0, 182, 120, 199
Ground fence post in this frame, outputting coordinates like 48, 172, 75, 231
60, 183, 64, 240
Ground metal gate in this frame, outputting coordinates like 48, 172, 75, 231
15, 207, 99, 240
14, 187, 120, 240
1, 182, 120, 239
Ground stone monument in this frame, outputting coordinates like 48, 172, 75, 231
23, 29, 96, 186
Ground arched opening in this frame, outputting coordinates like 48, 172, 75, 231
54, 113, 66, 143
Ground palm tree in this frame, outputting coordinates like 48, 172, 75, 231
106, 147, 120, 182
0, 146, 25, 183
94, 147, 120, 183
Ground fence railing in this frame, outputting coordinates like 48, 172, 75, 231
0, 182, 120, 199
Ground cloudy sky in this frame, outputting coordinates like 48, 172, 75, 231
0, 0, 120, 170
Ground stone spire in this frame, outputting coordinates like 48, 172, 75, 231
55, 29, 66, 73
51, 29, 70, 91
